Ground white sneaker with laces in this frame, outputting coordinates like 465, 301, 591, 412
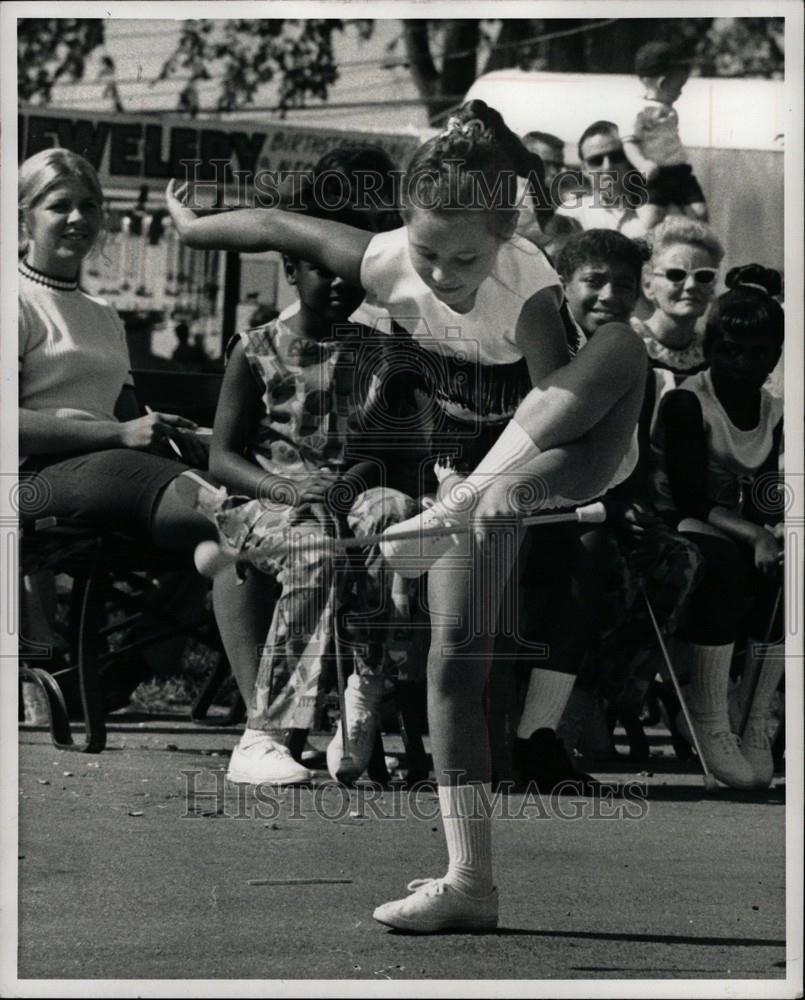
741, 719, 775, 788
327, 674, 384, 784
227, 731, 312, 786
379, 504, 463, 579
675, 711, 758, 790
373, 877, 499, 933
696, 727, 756, 789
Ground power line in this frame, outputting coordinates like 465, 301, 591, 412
47, 16, 621, 88
37, 16, 626, 113
43, 94, 461, 114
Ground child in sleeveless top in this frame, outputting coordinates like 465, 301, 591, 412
652, 267, 784, 789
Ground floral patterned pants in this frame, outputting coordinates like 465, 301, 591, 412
211, 487, 420, 732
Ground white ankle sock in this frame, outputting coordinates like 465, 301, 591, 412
379, 420, 541, 578
687, 643, 735, 730
438, 784, 494, 897
746, 642, 784, 725
516, 670, 576, 739
440, 419, 541, 517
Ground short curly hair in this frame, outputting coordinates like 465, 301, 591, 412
556, 229, 650, 287
646, 216, 724, 265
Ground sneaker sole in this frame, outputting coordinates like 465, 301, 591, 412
373, 913, 499, 934
226, 769, 312, 787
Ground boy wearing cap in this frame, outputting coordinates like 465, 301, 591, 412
616, 41, 708, 230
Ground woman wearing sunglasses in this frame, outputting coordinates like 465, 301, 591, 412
633, 217, 724, 384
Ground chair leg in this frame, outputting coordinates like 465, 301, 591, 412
190, 656, 246, 727
395, 680, 430, 785
70, 568, 108, 753
19, 664, 74, 747
286, 727, 308, 763
486, 642, 519, 788
366, 729, 390, 784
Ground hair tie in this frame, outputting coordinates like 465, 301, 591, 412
443, 116, 486, 141
737, 281, 771, 294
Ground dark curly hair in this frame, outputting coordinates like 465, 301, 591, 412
312, 143, 402, 232
556, 229, 650, 287
402, 100, 549, 238
280, 173, 364, 230
704, 263, 785, 355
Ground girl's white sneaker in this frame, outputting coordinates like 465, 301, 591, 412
379, 506, 463, 579
373, 877, 499, 933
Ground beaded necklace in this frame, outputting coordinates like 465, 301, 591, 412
18, 258, 79, 291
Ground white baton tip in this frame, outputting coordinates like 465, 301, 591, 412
575, 501, 607, 523
194, 540, 235, 578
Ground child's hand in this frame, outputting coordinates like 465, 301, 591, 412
606, 497, 657, 545
165, 179, 200, 236
753, 528, 782, 575
297, 470, 341, 505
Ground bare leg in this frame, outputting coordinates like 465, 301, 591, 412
212, 565, 277, 723
426, 468, 525, 783
151, 473, 219, 549
20, 571, 58, 652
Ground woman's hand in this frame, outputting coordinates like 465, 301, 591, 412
165, 179, 200, 237
117, 411, 198, 453
753, 527, 782, 575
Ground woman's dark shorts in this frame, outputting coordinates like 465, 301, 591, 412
646, 163, 705, 207
19, 449, 188, 537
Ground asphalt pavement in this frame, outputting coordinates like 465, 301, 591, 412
13, 716, 789, 989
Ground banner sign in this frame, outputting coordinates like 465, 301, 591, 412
18, 106, 423, 191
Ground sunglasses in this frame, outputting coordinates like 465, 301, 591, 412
652, 268, 717, 285
584, 150, 628, 168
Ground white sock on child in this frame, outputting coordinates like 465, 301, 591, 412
380, 420, 541, 577
687, 643, 735, 729
516, 669, 576, 739
744, 641, 784, 724
440, 419, 541, 516
438, 783, 494, 897
240, 727, 283, 747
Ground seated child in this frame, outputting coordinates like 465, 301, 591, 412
616, 42, 708, 231
514, 229, 649, 791
651, 267, 785, 789
198, 179, 419, 787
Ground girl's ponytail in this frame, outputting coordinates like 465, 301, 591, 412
725, 263, 782, 299
458, 100, 543, 182
405, 99, 552, 233
705, 262, 784, 355
450, 101, 550, 225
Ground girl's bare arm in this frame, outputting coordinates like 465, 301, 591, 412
514, 318, 646, 451
166, 180, 372, 287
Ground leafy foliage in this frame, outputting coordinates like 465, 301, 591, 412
18, 18, 106, 103
18, 16, 786, 118
154, 19, 349, 115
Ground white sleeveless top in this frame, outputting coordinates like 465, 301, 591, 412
654, 369, 783, 513
359, 226, 560, 365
